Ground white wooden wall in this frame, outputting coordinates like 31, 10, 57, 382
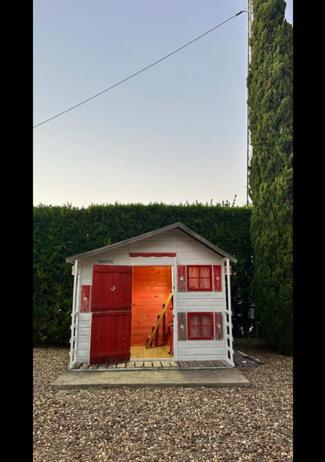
176, 293, 226, 361
76, 313, 91, 363
175, 233, 227, 361
73, 228, 231, 364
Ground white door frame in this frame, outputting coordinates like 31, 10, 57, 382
172, 262, 178, 360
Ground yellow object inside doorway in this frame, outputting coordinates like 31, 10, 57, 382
130, 345, 171, 359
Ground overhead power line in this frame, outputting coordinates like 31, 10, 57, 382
33, 10, 246, 129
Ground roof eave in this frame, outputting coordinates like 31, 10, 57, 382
65, 221, 237, 264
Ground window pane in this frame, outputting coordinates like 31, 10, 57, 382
190, 314, 200, 325
201, 314, 212, 324
188, 313, 214, 339
200, 267, 210, 278
188, 278, 200, 290
201, 325, 213, 338
188, 267, 199, 278
200, 278, 211, 290
189, 324, 200, 338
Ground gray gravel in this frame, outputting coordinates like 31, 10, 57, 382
33, 346, 292, 462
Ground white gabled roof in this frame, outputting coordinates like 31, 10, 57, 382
65, 222, 237, 263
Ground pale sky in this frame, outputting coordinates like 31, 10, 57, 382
33, 0, 293, 207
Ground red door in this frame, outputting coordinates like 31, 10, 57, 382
90, 265, 132, 364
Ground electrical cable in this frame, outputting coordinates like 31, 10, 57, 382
33, 10, 246, 128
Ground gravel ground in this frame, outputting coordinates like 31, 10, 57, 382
33, 347, 292, 462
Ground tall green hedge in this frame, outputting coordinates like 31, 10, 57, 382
33, 203, 252, 345
248, 0, 293, 353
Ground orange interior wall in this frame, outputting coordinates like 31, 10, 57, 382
131, 266, 172, 346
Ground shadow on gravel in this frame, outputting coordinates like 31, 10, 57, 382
234, 350, 264, 367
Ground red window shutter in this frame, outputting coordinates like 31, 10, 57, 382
214, 312, 224, 340
177, 266, 187, 291
213, 265, 222, 291
177, 313, 187, 340
80, 285, 91, 312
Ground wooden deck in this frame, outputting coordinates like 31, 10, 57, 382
72, 359, 230, 371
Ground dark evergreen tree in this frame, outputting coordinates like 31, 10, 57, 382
248, 0, 293, 353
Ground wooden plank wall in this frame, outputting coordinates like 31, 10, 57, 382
131, 266, 172, 346
76, 313, 91, 363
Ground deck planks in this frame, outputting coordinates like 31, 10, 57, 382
73, 359, 231, 371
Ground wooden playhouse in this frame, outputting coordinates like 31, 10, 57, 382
66, 222, 237, 369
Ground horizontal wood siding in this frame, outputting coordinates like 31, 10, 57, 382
178, 292, 225, 299
177, 342, 226, 361
77, 230, 225, 272
176, 321, 227, 360
128, 257, 176, 266
178, 346, 226, 355
175, 234, 227, 361
176, 238, 224, 264
129, 239, 176, 253
76, 313, 91, 363
179, 340, 225, 348
177, 354, 227, 361
178, 299, 226, 308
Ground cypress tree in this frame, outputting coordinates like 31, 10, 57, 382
248, 0, 293, 353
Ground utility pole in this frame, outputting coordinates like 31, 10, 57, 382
247, 0, 253, 206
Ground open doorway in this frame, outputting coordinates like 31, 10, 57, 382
131, 266, 173, 359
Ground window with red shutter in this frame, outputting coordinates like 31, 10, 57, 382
187, 265, 212, 291
187, 312, 214, 340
